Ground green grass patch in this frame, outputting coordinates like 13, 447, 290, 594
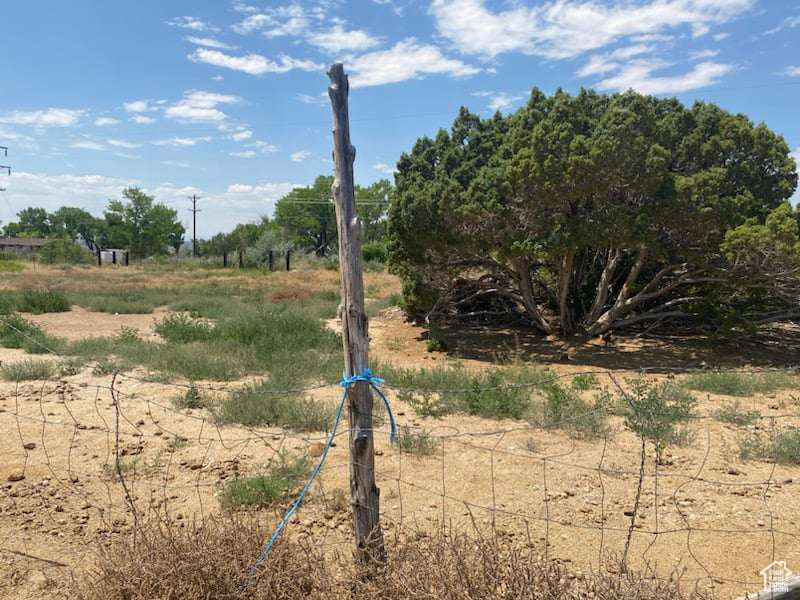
713, 401, 761, 427
218, 385, 335, 431
396, 426, 437, 456
0, 359, 56, 381
0, 289, 71, 314
78, 294, 156, 314
0, 313, 63, 354
381, 363, 542, 420
154, 313, 214, 343
571, 373, 600, 391
221, 451, 310, 509
683, 371, 798, 397
740, 429, 800, 465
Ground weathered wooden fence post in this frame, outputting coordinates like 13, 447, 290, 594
97, 249, 102, 267
285, 250, 291, 272
112, 250, 117, 265
238, 250, 244, 269
328, 62, 385, 564
268, 250, 274, 272
223, 251, 228, 268
124, 251, 129, 266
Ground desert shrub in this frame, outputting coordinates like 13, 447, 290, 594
174, 383, 207, 409
683, 371, 797, 396
382, 364, 552, 420
740, 429, 800, 464
0, 312, 62, 354
714, 401, 761, 427
17, 289, 70, 314
218, 385, 334, 431
37, 238, 94, 265
0, 260, 24, 272
541, 383, 608, 438
154, 313, 214, 343
571, 373, 600, 391
80, 294, 155, 314
0, 359, 56, 381
73, 516, 706, 600
396, 426, 437, 456
221, 451, 310, 509
619, 378, 696, 460
362, 241, 388, 263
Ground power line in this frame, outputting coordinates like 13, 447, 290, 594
188, 194, 201, 256
0, 146, 9, 192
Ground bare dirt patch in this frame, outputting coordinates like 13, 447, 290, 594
25, 306, 169, 342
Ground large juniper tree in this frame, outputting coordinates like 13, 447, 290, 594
388, 89, 798, 337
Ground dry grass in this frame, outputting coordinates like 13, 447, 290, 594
73, 515, 709, 600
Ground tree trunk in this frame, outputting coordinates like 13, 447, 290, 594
585, 249, 620, 326
557, 252, 575, 336
510, 257, 551, 333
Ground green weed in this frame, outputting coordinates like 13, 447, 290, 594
221, 452, 310, 509
0, 359, 56, 381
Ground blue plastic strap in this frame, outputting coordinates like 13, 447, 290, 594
242, 368, 395, 590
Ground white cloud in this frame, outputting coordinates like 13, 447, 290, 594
472, 91, 524, 112
230, 129, 253, 142
430, 0, 752, 60
153, 136, 213, 147
161, 160, 191, 168
784, 66, 800, 77
123, 100, 154, 113
71, 140, 105, 151
106, 139, 141, 149
185, 36, 235, 49
689, 49, 720, 60
0, 108, 84, 127
130, 115, 156, 124
308, 25, 381, 53
248, 141, 279, 154
291, 150, 311, 162
765, 15, 800, 35
230, 150, 257, 158
150, 180, 299, 235
349, 39, 480, 87
166, 16, 218, 32
713, 32, 730, 41
164, 90, 239, 123
298, 93, 327, 105
373, 163, 396, 175
577, 44, 655, 77
188, 48, 321, 76
0, 172, 135, 220
94, 117, 119, 126
232, 5, 310, 37
597, 60, 732, 94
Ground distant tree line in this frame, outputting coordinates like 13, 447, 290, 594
3, 178, 393, 265
197, 175, 393, 264
3, 188, 185, 259
388, 88, 800, 337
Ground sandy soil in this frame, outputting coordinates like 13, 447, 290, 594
1, 300, 799, 599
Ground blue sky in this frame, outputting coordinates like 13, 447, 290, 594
1, 0, 798, 237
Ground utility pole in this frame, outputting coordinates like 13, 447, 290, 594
328, 63, 385, 565
0, 146, 10, 192
187, 194, 201, 257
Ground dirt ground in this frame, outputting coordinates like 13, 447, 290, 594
1, 280, 799, 599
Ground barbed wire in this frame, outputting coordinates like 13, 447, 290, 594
2, 313, 799, 597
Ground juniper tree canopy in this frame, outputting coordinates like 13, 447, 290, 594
388, 89, 798, 336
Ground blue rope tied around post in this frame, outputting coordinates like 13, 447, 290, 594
241, 369, 396, 590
